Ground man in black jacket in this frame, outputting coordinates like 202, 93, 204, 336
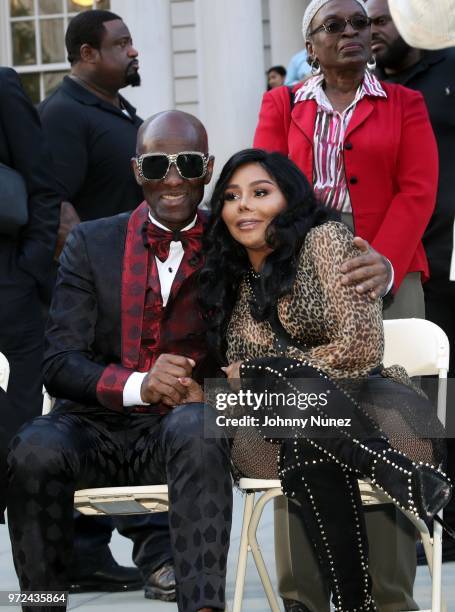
38, 10, 174, 599
7, 110, 232, 612
367, 0, 455, 562
0, 67, 60, 521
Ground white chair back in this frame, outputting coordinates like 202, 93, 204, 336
383, 318, 449, 377
0, 352, 10, 392
234, 319, 450, 612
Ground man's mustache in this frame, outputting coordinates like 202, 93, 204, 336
127, 60, 139, 72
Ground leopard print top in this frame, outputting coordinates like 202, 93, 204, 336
225, 221, 438, 479
226, 221, 384, 378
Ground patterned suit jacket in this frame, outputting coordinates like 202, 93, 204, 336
43, 211, 214, 412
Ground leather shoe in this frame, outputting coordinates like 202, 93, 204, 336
69, 558, 143, 593
144, 562, 176, 601
283, 598, 312, 612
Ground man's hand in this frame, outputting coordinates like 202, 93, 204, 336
140, 354, 195, 406
340, 237, 391, 300
55, 201, 81, 260
178, 377, 204, 403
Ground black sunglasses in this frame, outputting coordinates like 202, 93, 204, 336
309, 15, 372, 36
135, 151, 209, 181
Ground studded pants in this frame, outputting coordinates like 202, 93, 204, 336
7, 403, 232, 612
280, 439, 376, 612
239, 356, 447, 611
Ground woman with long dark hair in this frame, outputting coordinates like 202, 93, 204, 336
199, 148, 452, 612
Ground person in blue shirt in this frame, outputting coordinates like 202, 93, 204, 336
284, 48, 311, 85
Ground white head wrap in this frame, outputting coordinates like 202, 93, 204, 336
302, 0, 366, 41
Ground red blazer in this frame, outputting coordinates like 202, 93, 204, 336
253, 82, 438, 289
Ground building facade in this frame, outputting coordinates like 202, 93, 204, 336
0, 0, 310, 173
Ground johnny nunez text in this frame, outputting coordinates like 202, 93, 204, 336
215, 415, 352, 428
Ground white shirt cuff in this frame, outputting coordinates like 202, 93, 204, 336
384, 258, 395, 295
123, 371, 149, 406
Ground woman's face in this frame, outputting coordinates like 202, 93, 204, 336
221, 162, 287, 267
306, 0, 371, 71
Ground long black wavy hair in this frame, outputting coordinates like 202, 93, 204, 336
199, 148, 337, 360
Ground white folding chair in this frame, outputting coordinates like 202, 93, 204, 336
42, 389, 169, 516
233, 318, 450, 612
0, 351, 10, 392
74, 485, 169, 516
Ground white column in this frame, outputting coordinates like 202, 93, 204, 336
268, 0, 310, 68
194, 0, 265, 179
0, 2, 10, 66
110, 0, 174, 119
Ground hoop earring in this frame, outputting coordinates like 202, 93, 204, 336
310, 57, 321, 76
367, 56, 377, 72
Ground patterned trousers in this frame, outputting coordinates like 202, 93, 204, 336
7, 403, 232, 612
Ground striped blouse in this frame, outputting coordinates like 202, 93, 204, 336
294, 71, 387, 212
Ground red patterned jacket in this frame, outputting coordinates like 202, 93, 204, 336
43, 203, 217, 413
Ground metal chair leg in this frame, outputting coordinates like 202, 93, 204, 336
403, 509, 446, 612
247, 489, 282, 612
232, 492, 255, 612
431, 513, 443, 612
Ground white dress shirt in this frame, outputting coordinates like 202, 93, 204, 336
123, 213, 197, 407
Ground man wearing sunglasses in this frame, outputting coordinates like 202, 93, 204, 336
38, 9, 175, 602
7, 110, 232, 612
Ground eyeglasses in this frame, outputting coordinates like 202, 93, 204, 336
135, 151, 209, 181
309, 15, 372, 36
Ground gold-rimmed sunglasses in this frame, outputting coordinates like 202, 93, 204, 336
135, 151, 209, 181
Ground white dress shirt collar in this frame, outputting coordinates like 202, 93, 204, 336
148, 212, 198, 232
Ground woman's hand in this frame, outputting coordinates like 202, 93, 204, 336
221, 361, 243, 379
221, 361, 243, 391
178, 377, 204, 403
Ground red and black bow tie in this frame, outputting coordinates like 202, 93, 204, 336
142, 220, 203, 262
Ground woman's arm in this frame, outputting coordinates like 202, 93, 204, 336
287, 222, 384, 377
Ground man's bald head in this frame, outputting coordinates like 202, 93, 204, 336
136, 110, 208, 155
132, 110, 214, 231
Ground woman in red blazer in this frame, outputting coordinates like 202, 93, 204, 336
254, 0, 438, 297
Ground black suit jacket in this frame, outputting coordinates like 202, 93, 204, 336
44, 212, 218, 412
44, 214, 128, 409
0, 67, 60, 288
